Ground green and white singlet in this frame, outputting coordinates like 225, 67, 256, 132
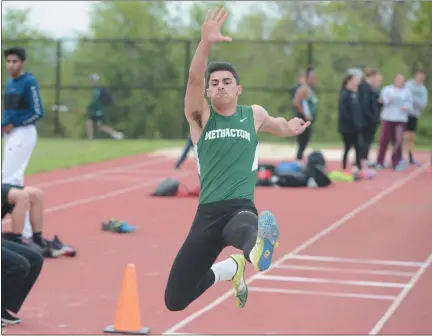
194, 105, 259, 204
293, 85, 318, 120
305, 91, 318, 120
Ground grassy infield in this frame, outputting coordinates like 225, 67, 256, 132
11, 138, 431, 175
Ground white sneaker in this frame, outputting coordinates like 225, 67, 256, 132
113, 132, 124, 140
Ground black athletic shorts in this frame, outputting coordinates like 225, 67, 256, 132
406, 115, 418, 132
1, 184, 24, 220
193, 199, 258, 234
89, 111, 105, 125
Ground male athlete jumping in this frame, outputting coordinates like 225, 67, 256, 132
164, 8, 310, 311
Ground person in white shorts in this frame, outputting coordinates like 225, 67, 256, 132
1, 47, 44, 239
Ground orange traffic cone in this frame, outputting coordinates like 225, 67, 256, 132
104, 264, 151, 335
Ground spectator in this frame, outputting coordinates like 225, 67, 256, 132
1, 184, 46, 251
288, 72, 305, 99
1, 184, 44, 326
2, 46, 44, 243
376, 73, 412, 171
358, 67, 383, 166
292, 66, 318, 162
1, 184, 74, 258
338, 74, 363, 174
404, 69, 428, 165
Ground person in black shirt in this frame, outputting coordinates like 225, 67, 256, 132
1, 184, 44, 326
357, 68, 383, 165
338, 74, 363, 173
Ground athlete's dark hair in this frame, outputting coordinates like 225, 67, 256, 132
305, 65, 315, 78
364, 67, 378, 78
206, 62, 240, 87
4, 47, 26, 61
340, 74, 355, 93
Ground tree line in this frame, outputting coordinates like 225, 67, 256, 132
2, 1, 431, 143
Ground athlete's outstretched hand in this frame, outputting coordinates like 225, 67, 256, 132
202, 8, 232, 43
287, 117, 311, 136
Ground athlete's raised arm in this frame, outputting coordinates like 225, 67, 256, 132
184, 8, 232, 130
252, 104, 311, 137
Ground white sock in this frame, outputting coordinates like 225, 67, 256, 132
22, 212, 33, 239
249, 249, 257, 266
211, 257, 238, 284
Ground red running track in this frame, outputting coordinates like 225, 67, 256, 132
3, 152, 432, 335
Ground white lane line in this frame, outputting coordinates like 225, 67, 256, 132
369, 251, 432, 335
162, 164, 426, 334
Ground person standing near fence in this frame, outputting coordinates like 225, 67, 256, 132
376, 73, 412, 171
292, 66, 318, 162
338, 74, 364, 174
1, 47, 44, 240
403, 69, 428, 165
289, 72, 305, 100
358, 67, 383, 166
84, 74, 124, 140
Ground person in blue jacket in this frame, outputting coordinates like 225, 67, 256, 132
2, 46, 44, 240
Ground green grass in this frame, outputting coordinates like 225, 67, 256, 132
26, 138, 183, 175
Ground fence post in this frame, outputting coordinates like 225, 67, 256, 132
182, 39, 192, 138
54, 39, 63, 136
307, 40, 313, 67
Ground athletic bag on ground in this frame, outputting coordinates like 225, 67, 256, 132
305, 164, 332, 188
275, 161, 303, 175
277, 172, 308, 187
151, 178, 200, 197
256, 164, 276, 186
307, 150, 326, 170
151, 179, 180, 196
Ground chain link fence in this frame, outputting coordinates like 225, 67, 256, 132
2, 38, 431, 142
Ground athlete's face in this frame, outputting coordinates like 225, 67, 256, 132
371, 73, 383, 89
414, 71, 425, 84
394, 73, 405, 87
6, 54, 23, 78
350, 76, 360, 91
306, 72, 317, 87
207, 70, 242, 105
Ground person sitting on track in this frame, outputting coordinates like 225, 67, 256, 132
1, 184, 44, 326
2, 184, 77, 258
1, 184, 47, 251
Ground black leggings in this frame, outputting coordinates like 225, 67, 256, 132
296, 124, 313, 160
341, 132, 362, 170
2, 239, 44, 314
164, 199, 258, 312
361, 127, 377, 160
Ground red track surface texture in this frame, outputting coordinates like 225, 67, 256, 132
4, 152, 432, 335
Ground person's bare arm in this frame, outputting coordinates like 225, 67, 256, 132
253, 104, 310, 137
292, 85, 310, 120
184, 41, 212, 129
184, 8, 232, 137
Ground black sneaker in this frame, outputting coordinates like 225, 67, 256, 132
1, 311, 22, 325
48, 235, 77, 258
